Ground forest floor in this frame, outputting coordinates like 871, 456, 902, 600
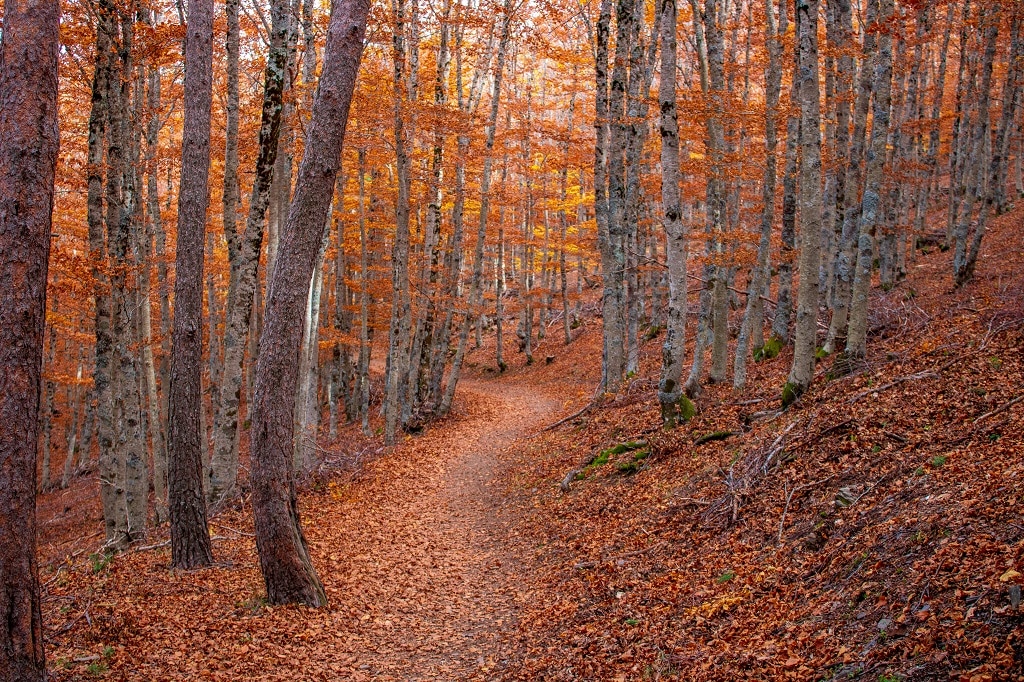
38, 204, 1024, 681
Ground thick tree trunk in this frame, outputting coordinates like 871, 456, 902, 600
105, 10, 148, 547
384, 0, 415, 444
0, 0, 60, 674
250, 0, 370, 606
168, 0, 216, 568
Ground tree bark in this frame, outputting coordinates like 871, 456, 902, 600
0, 0, 60, 674
168, 0, 216, 568
844, 0, 894, 362
735, 0, 786, 388
783, 0, 824, 403
210, 0, 290, 503
250, 0, 370, 606
657, 0, 689, 426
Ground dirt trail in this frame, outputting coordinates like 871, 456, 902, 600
307, 378, 559, 680
42, 374, 569, 681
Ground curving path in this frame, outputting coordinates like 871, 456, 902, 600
306, 379, 558, 680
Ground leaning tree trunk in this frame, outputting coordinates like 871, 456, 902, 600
250, 0, 370, 607
783, 0, 824, 405
0, 0, 60, 675
210, 0, 290, 503
168, 0, 216, 569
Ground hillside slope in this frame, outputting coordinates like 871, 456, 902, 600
495, 208, 1024, 680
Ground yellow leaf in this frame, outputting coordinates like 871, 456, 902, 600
999, 569, 1021, 582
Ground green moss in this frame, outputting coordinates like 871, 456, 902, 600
677, 395, 696, 422
930, 454, 947, 468
780, 381, 800, 408
591, 451, 611, 466
694, 431, 736, 446
617, 460, 640, 474
754, 335, 784, 362
643, 324, 663, 341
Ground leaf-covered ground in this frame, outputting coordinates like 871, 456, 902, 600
38, 207, 1023, 680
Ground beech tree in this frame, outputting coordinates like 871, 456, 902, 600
0, 0, 61, 676
249, 0, 371, 606
782, 0, 824, 405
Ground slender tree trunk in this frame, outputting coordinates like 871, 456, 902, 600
954, 6, 1000, 285
168, 0, 216, 568
783, 0, 824, 404
844, 0, 894, 362
356, 150, 373, 435
209, 0, 289, 503
825, 0, 872, 352
735, 0, 786, 388
440, 0, 514, 416
0, 0, 60, 673
656, 0, 688, 426
250, 0, 370, 606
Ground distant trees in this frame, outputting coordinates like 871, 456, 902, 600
24, 0, 1024, 611
0, 0, 61, 678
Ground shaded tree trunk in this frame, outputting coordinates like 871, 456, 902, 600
168, 0, 216, 568
0, 0, 60, 674
209, 0, 290, 503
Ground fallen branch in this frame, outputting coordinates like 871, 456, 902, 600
542, 403, 593, 432
778, 474, 836, 543
575, 541, 668, 570
560, 467, 584, 493
694, 431, 736, 446
847, 371, 938, 404
973, 394, 1023, 424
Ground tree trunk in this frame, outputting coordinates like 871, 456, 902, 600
439, 0, 514, 416
656, 0, 688, 427
953, 6, 1000, 285
384, 0, 415, 444
844, 0, 894, 363
783, 0, 824, 404
209, 0, 290, 503
0, 0, 59, 674
168, 0, 216, 568
735, 0, 786, 388
250, 0, 370, 606
825, 0, 872, 352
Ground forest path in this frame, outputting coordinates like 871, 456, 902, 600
307, 377, 561, 680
